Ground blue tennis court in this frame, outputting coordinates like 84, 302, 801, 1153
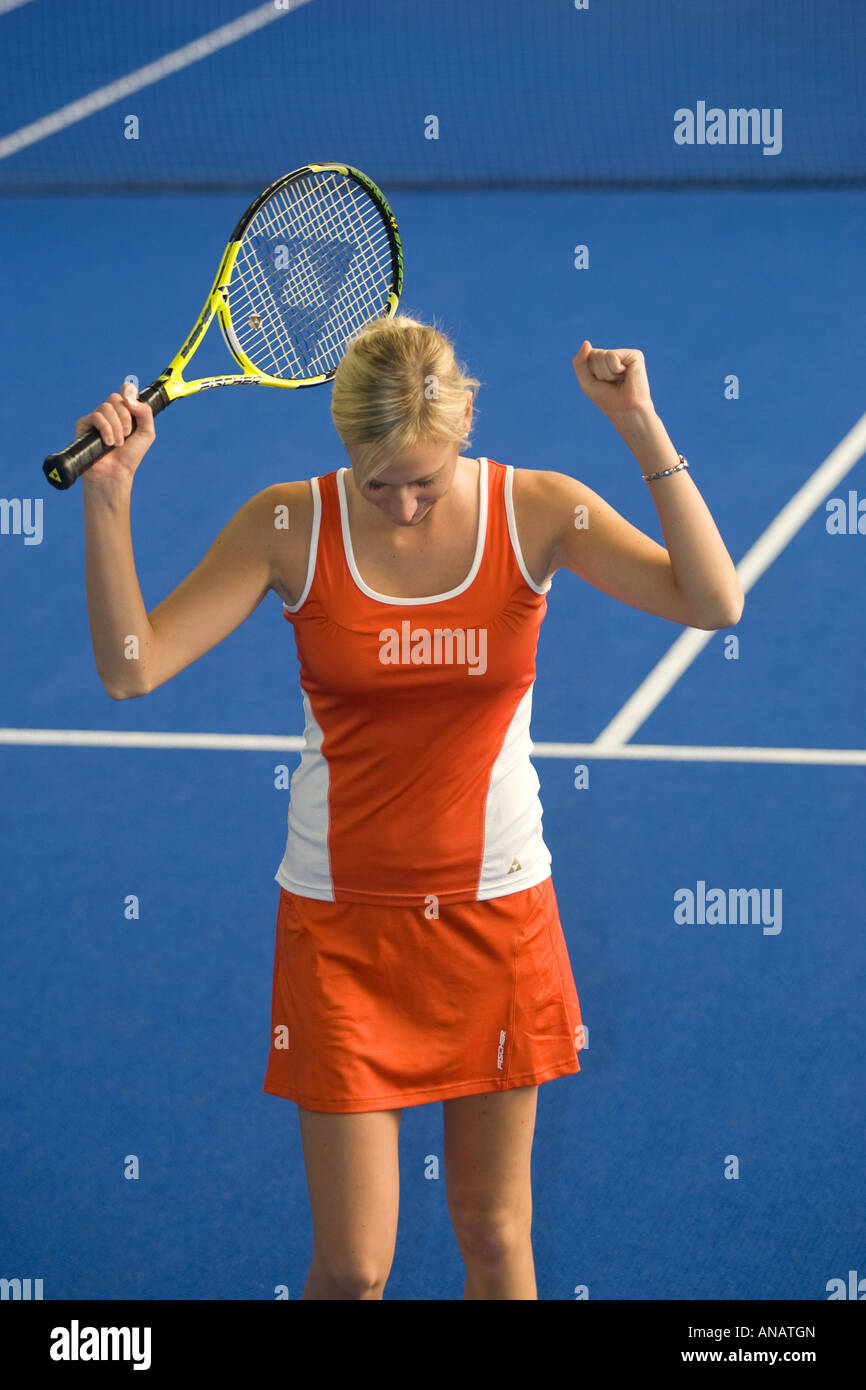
1, 0, 865, 1303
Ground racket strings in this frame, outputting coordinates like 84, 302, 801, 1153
258, 179, 392, 367
228, 170, 396, 380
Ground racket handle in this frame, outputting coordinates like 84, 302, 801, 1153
42, 382, 170, 490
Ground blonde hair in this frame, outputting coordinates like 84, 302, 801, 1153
330, 314, 481, 484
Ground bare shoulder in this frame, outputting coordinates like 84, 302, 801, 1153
242, 478, 315, 607
509, 466, 594, 583
511, 466, 594, 510
249, 478, 314, 530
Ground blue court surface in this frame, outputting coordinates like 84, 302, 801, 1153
1, 0, 865, 1301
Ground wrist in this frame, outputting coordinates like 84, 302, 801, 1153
82, 473, 134, 511
607, 404, 661, 443
611, 410, 682, 477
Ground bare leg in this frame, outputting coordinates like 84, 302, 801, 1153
443, 1086, 539, 1300
297, 1104, 402, 1300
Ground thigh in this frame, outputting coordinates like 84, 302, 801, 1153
297, 1104, 403, 1270
442, 1086, 538, 1217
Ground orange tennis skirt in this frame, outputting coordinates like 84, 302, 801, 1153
258, 872, 583, 1112
262, 875, 584, 1114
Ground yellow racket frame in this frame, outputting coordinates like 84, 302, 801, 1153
43, 161, 403, 489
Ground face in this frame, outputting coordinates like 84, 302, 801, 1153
348, 439, 458, 527
347, 397, 473, 528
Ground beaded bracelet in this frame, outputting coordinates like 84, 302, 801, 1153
643, 454, 689, 482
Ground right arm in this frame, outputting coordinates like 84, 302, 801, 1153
81, 383, 301, 699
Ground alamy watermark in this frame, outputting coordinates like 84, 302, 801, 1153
1, 498, 42, 545
674, 880, 782, 935
675, 102, 782, 157
379, 622, 488, 676
50, 1321, 151, 1371
826, 490, 866, 535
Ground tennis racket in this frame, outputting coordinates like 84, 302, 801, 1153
43, 162, 403, 490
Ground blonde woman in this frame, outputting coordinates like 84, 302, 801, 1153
80, 316, 743, 1301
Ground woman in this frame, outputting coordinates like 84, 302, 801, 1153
80, 318, 743, 1301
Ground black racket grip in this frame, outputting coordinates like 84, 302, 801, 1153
43, 382, 170, 490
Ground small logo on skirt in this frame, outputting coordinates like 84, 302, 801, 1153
496, 1029, 507, 1070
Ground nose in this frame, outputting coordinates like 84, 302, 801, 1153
390, 492, 420, 524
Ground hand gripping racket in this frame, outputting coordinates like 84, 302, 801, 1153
43, 162, 403, 489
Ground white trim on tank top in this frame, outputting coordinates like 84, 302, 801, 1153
282, 475, 323, 614
504, 465, 553, 595
336, 457, 489, 606
281, 458, 552, 613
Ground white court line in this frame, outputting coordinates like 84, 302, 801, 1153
1, 729, 864, 765
0, 0, 37, 15
593, 409, 866, 748
0, 0, 316, 161
0, 728, 305, 752
530, 742, 866, 766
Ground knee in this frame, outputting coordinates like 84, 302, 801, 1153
450, 1204, 532, 1266
314, 1256, 389, 1300
328, 1269, 387, 1300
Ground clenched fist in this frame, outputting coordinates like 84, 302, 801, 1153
572, 340, 655, 419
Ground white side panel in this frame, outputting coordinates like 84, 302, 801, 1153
274, 689, 335, 900
477, 684, 552, 900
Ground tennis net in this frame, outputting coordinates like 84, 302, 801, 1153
0, 0, 863, 191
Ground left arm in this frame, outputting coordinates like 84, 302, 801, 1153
544, 343, 744, 631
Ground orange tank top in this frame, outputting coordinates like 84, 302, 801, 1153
274, 457, 554, 905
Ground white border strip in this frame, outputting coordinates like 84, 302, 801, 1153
0, 0, 38, 16
0, 729, 864, 765
593, 409, 866, 748
0, 0, 315, 161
